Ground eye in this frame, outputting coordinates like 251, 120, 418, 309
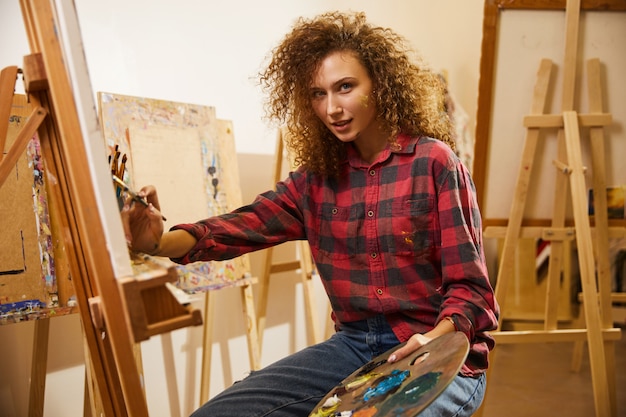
339, 82, 353, 92
310, 89, 326, 99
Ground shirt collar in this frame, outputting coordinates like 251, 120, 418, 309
345, 133, 419, 168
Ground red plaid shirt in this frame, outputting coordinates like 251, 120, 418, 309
172, 134, 499, 376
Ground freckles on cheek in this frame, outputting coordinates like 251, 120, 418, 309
359, 94, 370, 107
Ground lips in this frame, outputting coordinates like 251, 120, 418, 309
331, 119, 352, 132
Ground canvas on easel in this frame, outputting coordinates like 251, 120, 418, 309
98, 92, 251, 293
0, 94, 75, 322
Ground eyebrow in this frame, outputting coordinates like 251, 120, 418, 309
310, 76, 357, 90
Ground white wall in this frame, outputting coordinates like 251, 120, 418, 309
73, 0, 484, 156
0, 1, 485, 416
0, 0, 484, 156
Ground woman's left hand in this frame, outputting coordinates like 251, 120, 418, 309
387, 316, 457, 363
387, 333, 433, 363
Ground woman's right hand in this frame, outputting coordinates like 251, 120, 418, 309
120, 185, 165, 255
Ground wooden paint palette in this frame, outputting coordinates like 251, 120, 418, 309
309, 331, 469, 417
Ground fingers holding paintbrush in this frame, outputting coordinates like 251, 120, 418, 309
112, 175, 167, 221
135, 184, 166, 221
119, 183, 166, 255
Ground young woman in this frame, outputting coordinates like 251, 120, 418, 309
123, 11, 499, 417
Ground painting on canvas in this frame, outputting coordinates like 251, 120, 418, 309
98, 92, 250, 292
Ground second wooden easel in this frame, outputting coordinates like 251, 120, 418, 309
479, 1, 622, 416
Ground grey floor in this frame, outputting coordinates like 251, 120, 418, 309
479, 314, 626, 417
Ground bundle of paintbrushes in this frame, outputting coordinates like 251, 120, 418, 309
109, 145, 166, 220
109, 144, 126, 210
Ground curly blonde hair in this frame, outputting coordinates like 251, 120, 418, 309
259, 11, 453, 178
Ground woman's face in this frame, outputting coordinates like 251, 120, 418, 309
310, 51, 383, 149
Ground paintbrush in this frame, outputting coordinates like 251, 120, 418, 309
111, 175, 167, 221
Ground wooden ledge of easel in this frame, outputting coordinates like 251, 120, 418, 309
117, 256, 203, 343
490, 327, 621, 344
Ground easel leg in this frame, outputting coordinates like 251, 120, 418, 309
298, 241, 321, 345
563, 111, 611, 417
241, 283, 261, 371
28, 318, 49, 417
473, 60, 552, 417
161, 333, 182, 417
544, 127, 570, 330
492, 59, 553, 320
569, 57, 618, 416
587, 59, 618, 417
257, 246, 274, 355
199, 291, 216, 404
199, 284, 261, 406
82, 334, 104, 417
83, 372, 92, 417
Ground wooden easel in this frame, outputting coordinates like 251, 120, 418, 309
199, 269, 261, 404
94, 92, 263, 407
256, 128, 333, 351
1, 1, 206, 415
196, 118, 262, 407
1, 91, 81, 416
477, 1, 622, 416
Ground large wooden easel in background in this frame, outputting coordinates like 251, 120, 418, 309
474, 1, 625, 416
0, 1, 208, 415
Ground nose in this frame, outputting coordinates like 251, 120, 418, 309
326, 94, 342, 116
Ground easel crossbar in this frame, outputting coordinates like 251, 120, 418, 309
524, 113, 612, 128
0, 104, 47, 188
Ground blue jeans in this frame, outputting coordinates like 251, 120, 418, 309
191, 315, 486, 417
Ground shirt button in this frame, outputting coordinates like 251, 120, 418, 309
369, 169, 376, 176
331, 208, 338, 214
370, 252, 377, 259
376, 288, 383, 295
367, 210, 374, 217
